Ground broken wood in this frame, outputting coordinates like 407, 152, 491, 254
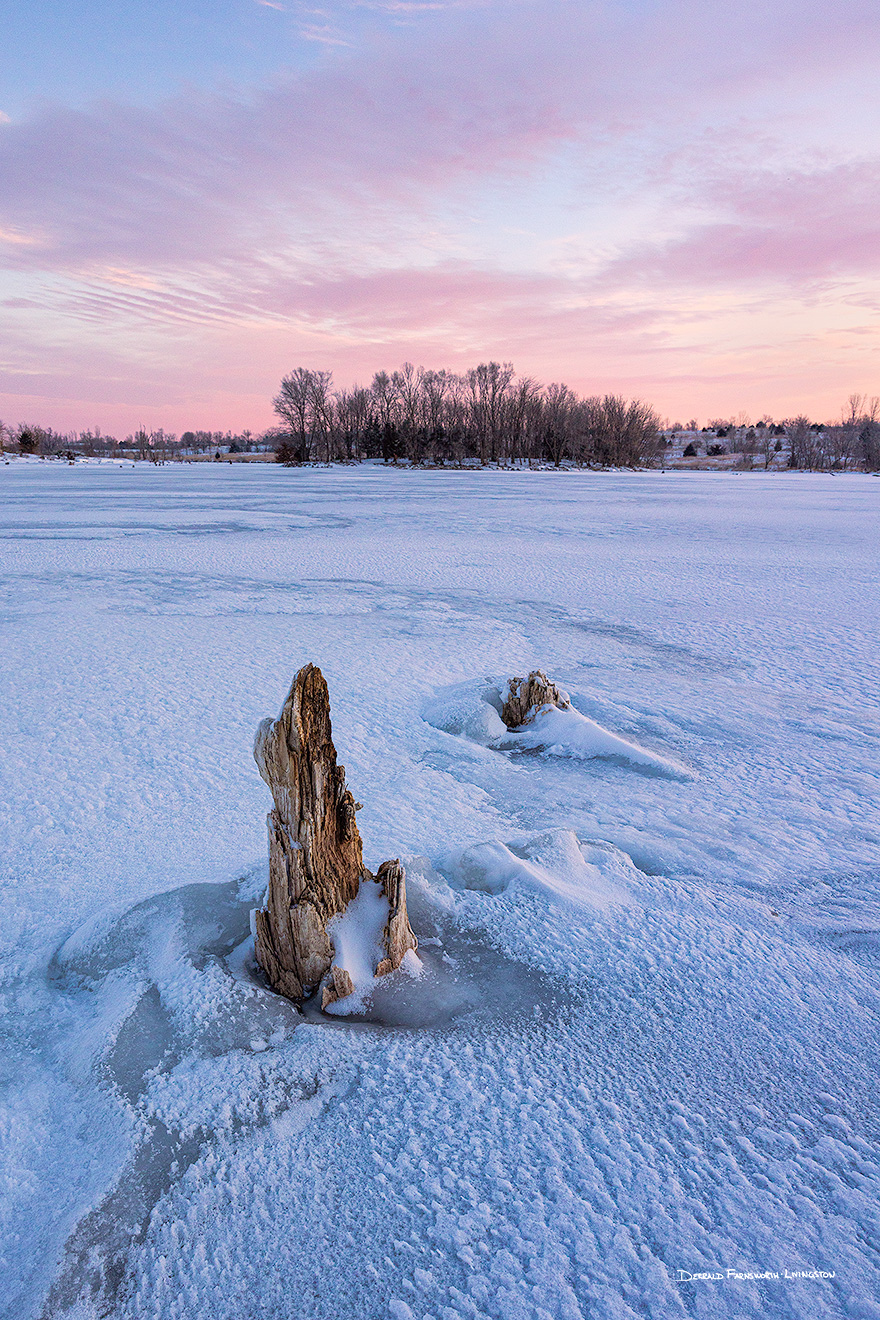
253, 663, 417, 1006
501, 670, 571, 729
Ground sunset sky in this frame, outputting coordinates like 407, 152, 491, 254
1, 0, 878, 435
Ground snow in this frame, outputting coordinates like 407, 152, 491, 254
324, 878, 391, 1013
504, 703, 693, 777
1, 463, 879, 1320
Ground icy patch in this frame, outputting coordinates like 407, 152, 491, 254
293, 858, 565, 1029
41, 876, 314, 1317
451, 828, 642, 913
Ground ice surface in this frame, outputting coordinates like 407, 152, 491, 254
1, 464, 879, 1319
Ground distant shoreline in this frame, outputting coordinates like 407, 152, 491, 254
3, 452, 875, 477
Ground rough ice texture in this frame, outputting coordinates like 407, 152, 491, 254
253, 663, 417, 1006
4, 466, 880, 1320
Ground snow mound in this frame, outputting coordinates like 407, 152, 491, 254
327, 879, 390, 991
424, 675, 692, 777
451, 828, 643, 913
506, 701, 693, 777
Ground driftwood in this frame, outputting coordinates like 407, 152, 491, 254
253, 664, 417, 1007
501, 670, 570, 729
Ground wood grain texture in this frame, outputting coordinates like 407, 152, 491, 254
253, 664, 417, 1005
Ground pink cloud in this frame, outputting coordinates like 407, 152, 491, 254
2, 252, 869, 434
3, 0, 877, 274
0, 13, 579, 270
599, 159, 880, 288
2, 0, 879, 429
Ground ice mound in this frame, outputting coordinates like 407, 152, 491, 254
451, 829, 643, 913
422, 677, 509, 743
423, 675, 692, 777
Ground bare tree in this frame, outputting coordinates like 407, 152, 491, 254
309, 372, 334, 464
852, 395, 880, 470
502, 375, 540, 466
466, 362, 515, 465
785, 416, 814, 470
584, 396, 660, 467
269, 360, 662, 469
542, 382, 575, 467
273, 368, 333, 463
334, 387, 372, 461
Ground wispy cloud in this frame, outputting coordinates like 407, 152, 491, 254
354, 2, 458, 11
596, 158, 880, 290
0, 225, 40, 247
297, 23, 353, 43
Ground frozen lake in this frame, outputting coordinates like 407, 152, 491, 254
1, 462, 879, 1319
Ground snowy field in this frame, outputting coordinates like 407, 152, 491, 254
1, 462, 879, 1320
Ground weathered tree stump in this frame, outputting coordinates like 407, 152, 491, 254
501, 670, 570, 729
253, 664, 417, 1006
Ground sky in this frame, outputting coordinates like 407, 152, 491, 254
1, 0, 879, 436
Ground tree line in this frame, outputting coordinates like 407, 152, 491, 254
667, 399, 879, 470
3, 378, 879, 471
782, 398, 880, 471
271, 363, 662, 467
0, 424, 273, 461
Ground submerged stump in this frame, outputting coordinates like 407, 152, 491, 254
253, 663, 417, 1007
501, 669, 570, 729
